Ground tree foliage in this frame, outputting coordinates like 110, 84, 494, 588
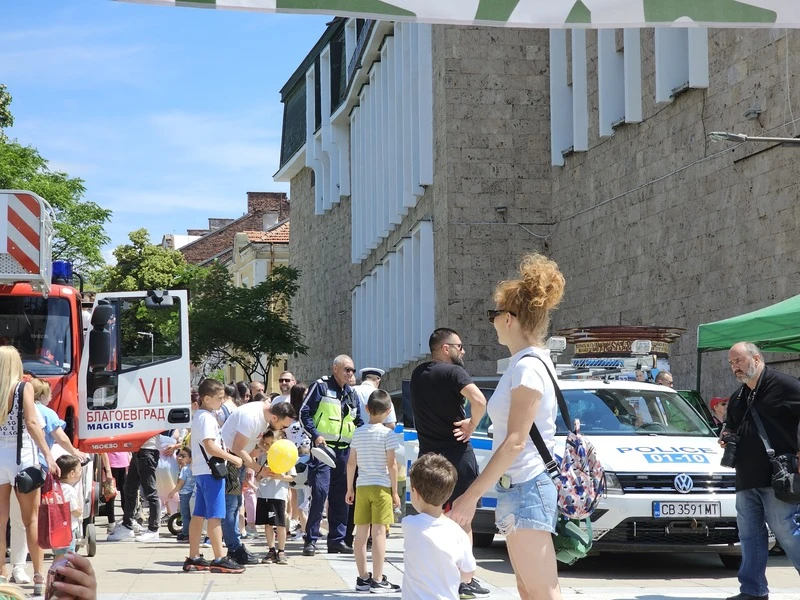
189, 262, 308, 382
92, 228, 192, 292
0, 86, 111, 271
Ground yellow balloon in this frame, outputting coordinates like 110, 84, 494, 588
268, 439, 299, 474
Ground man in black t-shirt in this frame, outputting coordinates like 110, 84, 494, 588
721, 342, 800, 600
410, 328, 489, 597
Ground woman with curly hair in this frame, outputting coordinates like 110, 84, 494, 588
450, 253, 565, 600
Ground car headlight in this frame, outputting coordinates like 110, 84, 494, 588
605, 471, 623, 494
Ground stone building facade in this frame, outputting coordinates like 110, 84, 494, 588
278, 20, 800, 399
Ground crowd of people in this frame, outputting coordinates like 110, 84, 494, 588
1, 251, 798, 600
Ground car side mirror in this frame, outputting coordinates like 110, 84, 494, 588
487, 424, 494, 439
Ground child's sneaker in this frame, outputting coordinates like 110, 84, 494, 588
356, 573, 373, 592
209, 556, 246, 574
182, 556, 210, 572
458, 583, 477, 600
261, 548, 277, 564
370, 575, 401, 593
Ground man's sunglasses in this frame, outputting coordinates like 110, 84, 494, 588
278, 378, 293, 383
487, 309, 517, 323
344, 367, 356, 374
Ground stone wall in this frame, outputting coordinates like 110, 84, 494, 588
548, 29, 800, 397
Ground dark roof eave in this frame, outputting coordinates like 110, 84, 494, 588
280, 17, 347, 100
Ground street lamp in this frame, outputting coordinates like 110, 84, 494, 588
136, 331, 154, 361
708, 131, 800, 145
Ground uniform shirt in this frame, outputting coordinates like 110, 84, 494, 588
489, 346, 557, 484
351, 423, 400, 488
220, 402, 267, 451
353, 382, 397, 426
725, 366, 800, 491
300, 376, 362, 446
402, 512, 476, 600
409, 361, 473, 455
191, 409, 223, 477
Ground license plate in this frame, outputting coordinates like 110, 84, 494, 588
652, 501, 721, 518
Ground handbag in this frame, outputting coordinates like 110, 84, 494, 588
38, 473, 73, 550
199, 446, 228, 480
101, 476, 118, 503
12, 382, 46, 494
751, 409, 800, 503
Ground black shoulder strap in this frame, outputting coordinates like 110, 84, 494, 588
750, 408, 775, 458
15, 381, 24, 467
523, 354, 572, 480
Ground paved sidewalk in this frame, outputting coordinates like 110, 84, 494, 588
15, 522, 797, 599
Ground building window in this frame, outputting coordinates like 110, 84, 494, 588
280, 80, 306, 165
352, 221, 434, 370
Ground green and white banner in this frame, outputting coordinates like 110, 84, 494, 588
116, 0, 799, 28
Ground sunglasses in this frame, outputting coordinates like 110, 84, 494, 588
278, 378, 293, 383
487, 309, 517, 323
344, 367, 356, 374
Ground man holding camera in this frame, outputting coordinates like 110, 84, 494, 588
721, 342, 800, 600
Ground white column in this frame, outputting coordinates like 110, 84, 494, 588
688, 28, 709, 89
549, 30, 572, 166
305, 67, 324, 214
417, 23, 434, 187
623, 28, 643, 123
350, 108, 360, 263
597, 29, 624, 138
571, 29, 588, 152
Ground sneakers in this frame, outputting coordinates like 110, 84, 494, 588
201, 536, 211, 548
466, 578, 490, 596
356, 573, 373, 592
182, 556, 211, 572
107, 524, 136, 542
175, 533, 189, 543
370, 575, 401, 593
9, 566, 30, 585
209, 556, 246, 574
459, 583, 477, 600
228, 545, 260, 565
261, 548, 277, 564
302, 543, 316, 556
135, 530, 160, 543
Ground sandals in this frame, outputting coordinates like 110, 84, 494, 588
275, 549, 288, 565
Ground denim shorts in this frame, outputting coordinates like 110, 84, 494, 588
495, 471, 558, 535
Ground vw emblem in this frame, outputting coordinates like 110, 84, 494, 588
674, 473, 694, 494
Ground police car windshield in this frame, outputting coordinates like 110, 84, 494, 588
556, 389, 715, 437
467, 387, 715, 437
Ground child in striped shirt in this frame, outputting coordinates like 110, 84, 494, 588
346, 389, 401, 593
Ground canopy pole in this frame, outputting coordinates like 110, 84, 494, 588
696, 349, 703, 392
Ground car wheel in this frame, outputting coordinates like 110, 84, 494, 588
472, 532, 495, 548
719, 554, 742, 570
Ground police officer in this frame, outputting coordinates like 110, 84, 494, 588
300, 354, 363, 556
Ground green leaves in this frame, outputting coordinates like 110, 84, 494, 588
189, 262, 308, 381
0, 85, 12, 135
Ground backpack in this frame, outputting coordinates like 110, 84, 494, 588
525, 354, 606, 519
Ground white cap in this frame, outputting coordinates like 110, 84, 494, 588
359, 367, 385, 379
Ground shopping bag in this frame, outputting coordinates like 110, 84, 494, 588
102, 476, 117, 503
38, 474, 73, 550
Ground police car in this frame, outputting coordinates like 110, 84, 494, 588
399, 351, 747, 569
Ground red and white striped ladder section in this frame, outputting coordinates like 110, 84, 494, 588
1, 190, 54, 294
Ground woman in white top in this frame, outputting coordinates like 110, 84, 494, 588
0, 346, 59, 589
451, 253, 565, 600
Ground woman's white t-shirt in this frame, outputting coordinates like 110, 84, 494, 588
488, 345, 557, 484
191, 409, 223, 477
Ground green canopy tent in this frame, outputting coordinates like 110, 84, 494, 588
696, 293, 800, 388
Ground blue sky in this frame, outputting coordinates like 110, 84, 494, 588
1, 0, 328, 263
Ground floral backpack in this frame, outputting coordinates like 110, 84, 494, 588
525, 355, 606, 519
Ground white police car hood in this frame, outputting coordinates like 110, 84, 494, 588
554, 434, 729, 474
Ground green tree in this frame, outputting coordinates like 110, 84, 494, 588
93, 228, 191, 291
0, 86, 111, 271
0, 84, 13, 136
189, 262, 308, 382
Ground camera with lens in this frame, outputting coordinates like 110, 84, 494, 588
720, 431, 739, 468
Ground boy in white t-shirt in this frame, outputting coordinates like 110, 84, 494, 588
183, 379, 245, 574
402, 453, 477, 600
54, 454, 83, 558
346, 389, 401, 593
255, 429, 295, 565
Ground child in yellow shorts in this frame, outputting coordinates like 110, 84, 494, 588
346, 389, 401, 593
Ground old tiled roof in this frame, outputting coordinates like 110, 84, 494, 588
245, 221, 290, 244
